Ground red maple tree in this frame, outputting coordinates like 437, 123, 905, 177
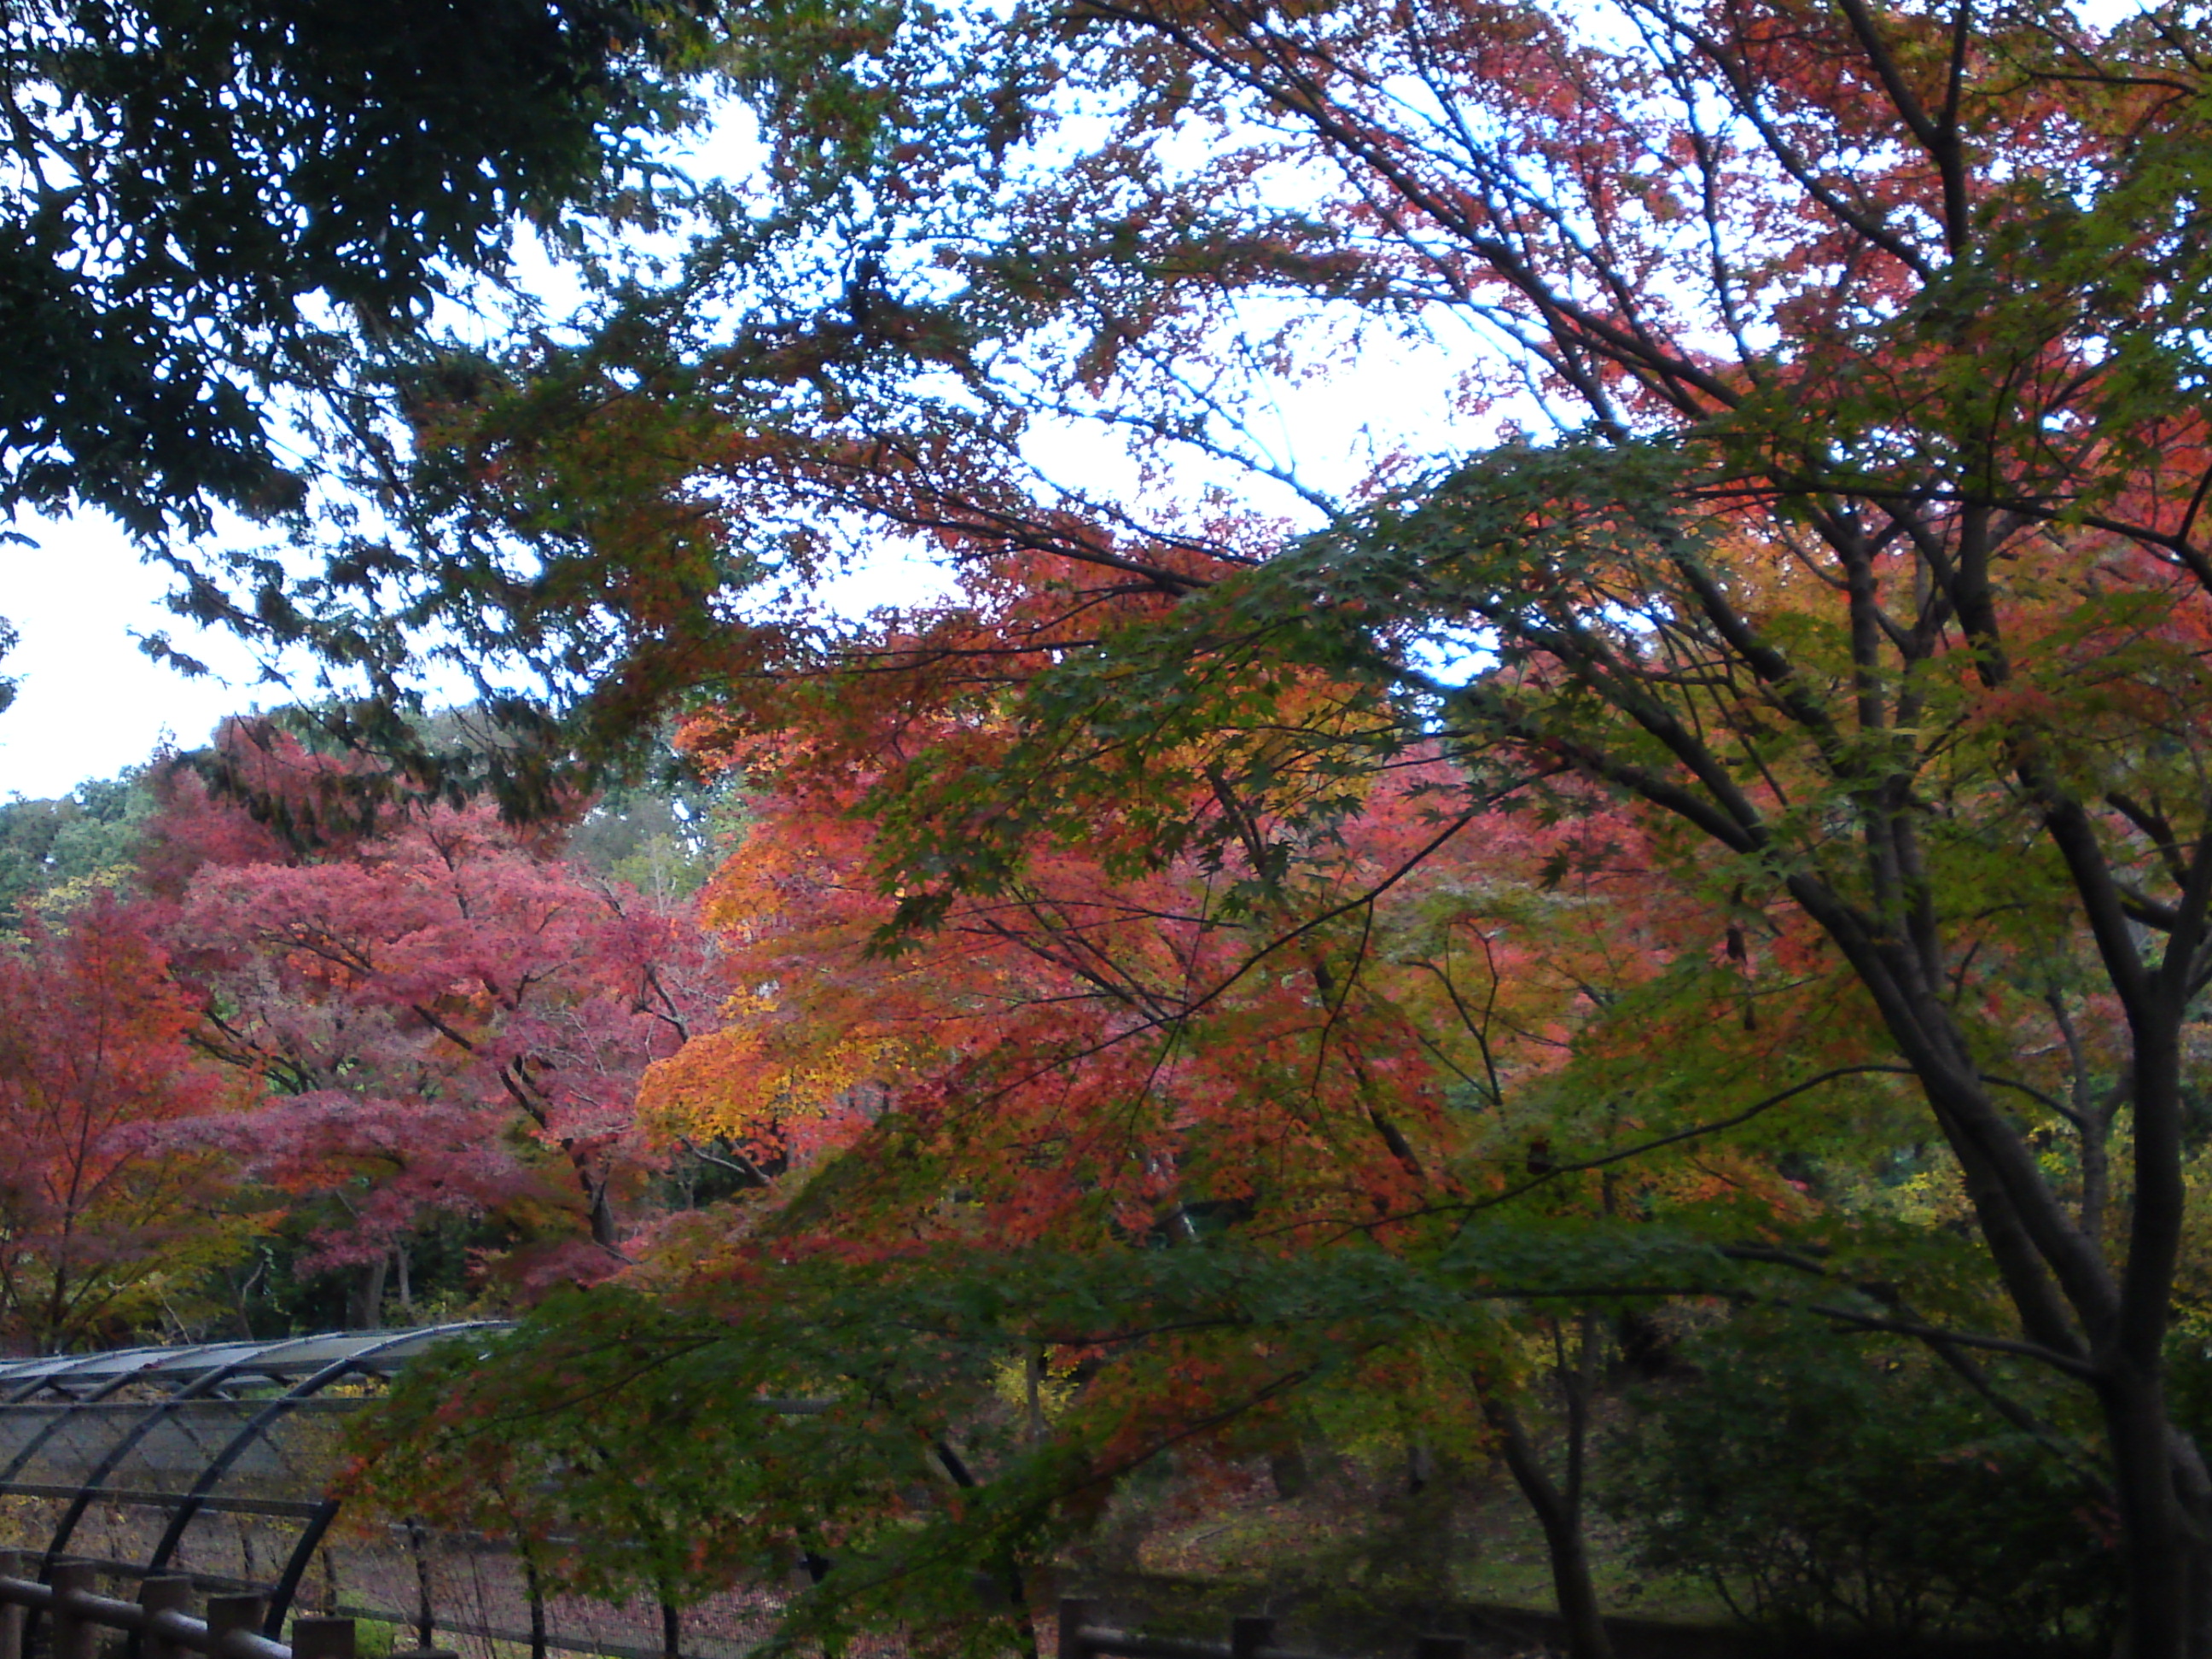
0, 894, 247, 1350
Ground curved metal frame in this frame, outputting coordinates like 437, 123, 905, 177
3, 1346, 167, 1406
0, 1325, 507, 1651
0, 1345, 227, 1483
0, 1325, 807, 1659
138, 1324, 492, 1632
264, 1498, 343, 1637
37, 1332, 337, 1577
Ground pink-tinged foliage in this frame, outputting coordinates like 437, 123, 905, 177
0, 894, 243, 1349
155, 736, 720, 1278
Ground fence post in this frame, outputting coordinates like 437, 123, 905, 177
290, 1616, 355, 1659
140, 1577, 194, 1659
207, 1594, 265, 1659
0, 1551, 26, 1659
1230, 1615, 1275, 1659
1057, 1598, 1095, 1659
49, 1562, 98, 1659
1413, 1639, 1465, 1659
404, 1519, 434, 1650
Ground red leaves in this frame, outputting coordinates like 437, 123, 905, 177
163, 773, 721, 1276
0, 894, 242, 1348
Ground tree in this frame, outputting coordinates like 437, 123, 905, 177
373, 686, 1965, 1659
564, 769, 733, 904
0, 0, 728, 806
0, 893, 249, 1350
0, 764, 153, 919
358, 1, 2212, 1654
1604, 1315, 2122, 1648
0, 0, 713, 538
0, 717, 731, 1336
153, 724, 721, 1289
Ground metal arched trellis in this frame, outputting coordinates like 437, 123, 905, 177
0, 1326, 816, 1659
0, 1330, 497, 1640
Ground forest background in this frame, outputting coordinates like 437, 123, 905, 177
3, 1, 2211, 1658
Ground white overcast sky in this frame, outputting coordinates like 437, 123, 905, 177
0, 51, 1489, 805
0, 508, 981, 800
0, 514, 286, 797
0, 333, 1458, 804
0, 0, 2155, 803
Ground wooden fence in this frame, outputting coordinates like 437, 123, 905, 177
1057, 1599, 1468, 1659
0, 1572, 1476, 1659
0, 1553, 457, 1659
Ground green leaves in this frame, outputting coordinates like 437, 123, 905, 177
1604, 1317, 2119, 1647
359, 1207, 2009, 1644
0, 0, 713, 537
344, 1232, 1589, 1634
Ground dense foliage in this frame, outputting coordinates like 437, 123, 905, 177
0, 0, 722, 785
1604, 1321, 2123, 1649
0, 0, 711, 536
335, 2, 2212, 1656
20, 0, 2212, 1656
0, 723, 727, 1339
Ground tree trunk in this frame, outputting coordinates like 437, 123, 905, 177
348, 1254, 387, 1330
2104, 1363, 2197, 1659
1790, 872, 2212, 1656
2087, 1338, 2212, 1658
1481, 1394, 1613, 1659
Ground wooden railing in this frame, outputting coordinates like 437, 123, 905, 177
0, 1571, 1466, 1659
0, 1554, 451, 1659
1057, 1598, 1468, 1659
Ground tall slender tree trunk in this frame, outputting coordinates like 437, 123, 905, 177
2103, 1364, 2199, 1659
1480, 1315, 1614, 1659
2100, 1016, 2209, 1659
1482, 1400, 1611, 1659
586, 1177, 618, 1249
